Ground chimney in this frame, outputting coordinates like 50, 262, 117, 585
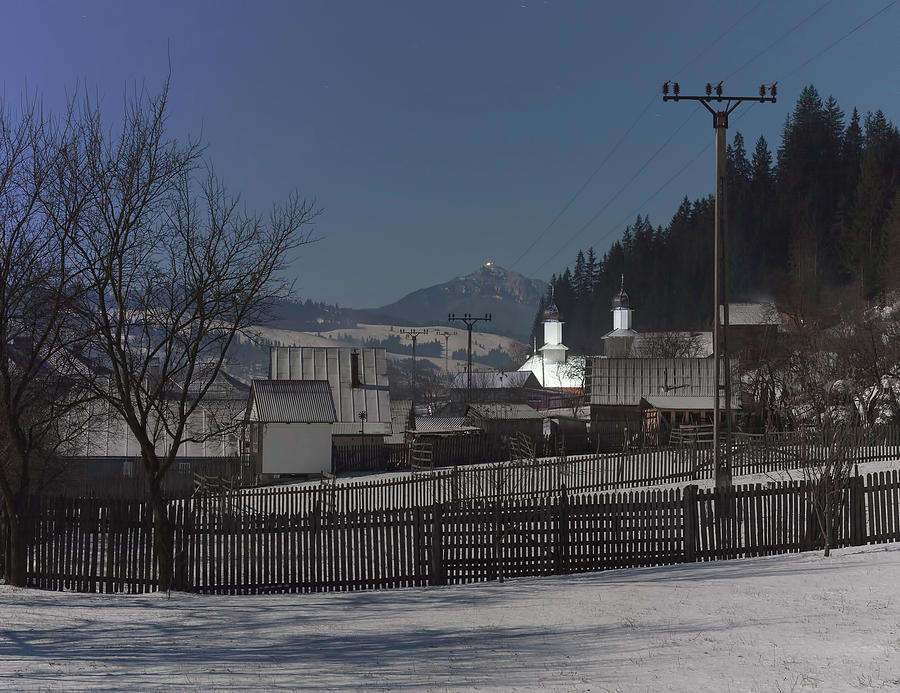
350, 350, 361, 388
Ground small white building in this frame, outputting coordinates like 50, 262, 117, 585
245, 379, 336, 475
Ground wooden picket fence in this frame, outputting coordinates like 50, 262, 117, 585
17, 469, 900, 594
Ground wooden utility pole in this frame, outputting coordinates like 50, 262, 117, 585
663, 81, 776, 488
448, 313, 491, 391
400, 328, 429, 407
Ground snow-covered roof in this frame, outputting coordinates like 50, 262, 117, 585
518, 354, 585, 390
450, 370, 540, 390
722, 302, 780, 326
642, 395, 739, 411
467, 403, 543, 420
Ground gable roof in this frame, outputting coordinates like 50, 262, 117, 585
249, 379, 336, 423
269, 346, 391, 428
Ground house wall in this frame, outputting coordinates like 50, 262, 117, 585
261, 422, 332, 475
69, 399, 243, 458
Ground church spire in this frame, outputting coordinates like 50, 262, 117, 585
612, 276, 633, 330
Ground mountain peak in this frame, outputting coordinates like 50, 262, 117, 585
372, 264, 547, 340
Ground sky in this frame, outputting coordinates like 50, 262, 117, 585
2, 1, 898, 308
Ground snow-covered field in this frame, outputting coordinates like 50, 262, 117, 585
3, 543, 899, 691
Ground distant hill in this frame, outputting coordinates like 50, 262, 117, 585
365, 263, 547, 340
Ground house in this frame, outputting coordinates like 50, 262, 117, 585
267, 345, 392, 472
449, 370, 544, 405
589, 356, 739, 449
464, 402, 544, 448
60, 362, 249, 497
245, 379, 335, 475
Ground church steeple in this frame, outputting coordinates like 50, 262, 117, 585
540, 285, 567, 366
612, 274, 633, 330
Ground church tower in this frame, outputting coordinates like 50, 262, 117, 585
602, 275, 637, 357
539, 291, 568, 367
612, 275, 633, 330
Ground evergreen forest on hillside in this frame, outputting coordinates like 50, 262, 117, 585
535, 85, 900, 353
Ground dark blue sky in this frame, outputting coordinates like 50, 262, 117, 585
3, 1, 898, 308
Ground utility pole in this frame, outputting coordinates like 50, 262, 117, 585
448, 313, 491, 392
434, 329, 457, 373
400, 328, 429, 408
663, 81, 776, 488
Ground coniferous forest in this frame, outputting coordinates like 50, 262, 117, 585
535, 85, 900, 353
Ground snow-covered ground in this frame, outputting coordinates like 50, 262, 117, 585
3, 543, 899, 691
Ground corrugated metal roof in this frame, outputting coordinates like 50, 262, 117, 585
249, 379, 336, 423
415, 416, 470, 432
589, 357, 740, 407
268, 346, 391, 425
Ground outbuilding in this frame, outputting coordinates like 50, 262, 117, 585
245, 379, 336, 476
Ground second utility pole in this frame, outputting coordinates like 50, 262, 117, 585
663, 81, 776, 488
400, 328, 429, 409
448, 313, 491, 392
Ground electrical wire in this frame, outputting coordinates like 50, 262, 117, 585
530, 104, 702, 275
508, 2, 768, 272
536, 0, 897, 279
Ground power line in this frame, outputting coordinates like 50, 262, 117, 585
723, 0, 834, 82
529, 105, 701, 275
785, 0, 897, 79
508, 93, 657, 271
509, 3, 767, 272
539, 1, 895, 279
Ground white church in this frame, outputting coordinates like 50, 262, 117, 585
517, 292, 585, 391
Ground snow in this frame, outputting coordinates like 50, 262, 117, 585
3, 543, 900, 691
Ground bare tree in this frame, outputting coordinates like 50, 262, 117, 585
60, 80, 318, 590
0, 97, 95, 585
801, 424, 862, 556
632, 331, 706, 358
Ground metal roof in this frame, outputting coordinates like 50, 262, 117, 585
589, 357, 740, 407
269, 346, 391, 425
414, 416, 470, 432
249, 379, 336, 423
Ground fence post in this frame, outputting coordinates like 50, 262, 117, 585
849, 475, 866, 546
683, 484, 698, 563
556, 487, 570, 575
429, 502, 445, 586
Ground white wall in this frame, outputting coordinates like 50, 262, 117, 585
262, 423, 332, 475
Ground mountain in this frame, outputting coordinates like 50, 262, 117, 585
364, 263, 547, 340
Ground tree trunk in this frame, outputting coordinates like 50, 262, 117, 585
149, 484, 175, 591
5, 508, 29, 587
